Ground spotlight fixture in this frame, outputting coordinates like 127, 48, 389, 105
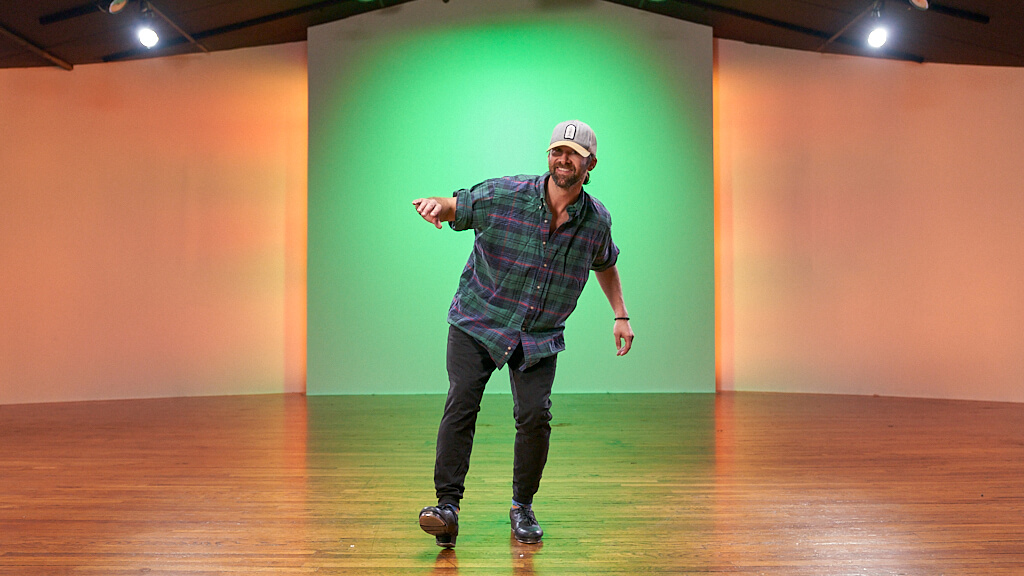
868, 1, 887, 48
137, 2, 159, 48
98, 0, 129, 14
908, 0, 928, 9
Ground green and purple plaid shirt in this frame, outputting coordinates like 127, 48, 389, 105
448, 173, 618, 370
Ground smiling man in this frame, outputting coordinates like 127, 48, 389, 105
411, 120, 634, 547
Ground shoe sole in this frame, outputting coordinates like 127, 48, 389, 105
418, 513, 450, 536
420, 511, 457, 547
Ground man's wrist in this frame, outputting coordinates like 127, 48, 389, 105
614, 316, 630, 321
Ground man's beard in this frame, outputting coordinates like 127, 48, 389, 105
552, 165, 584, 189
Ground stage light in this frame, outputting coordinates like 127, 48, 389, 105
868, 26, 888, 47
909, 0, 928, 9
138, 25, 159, 48
867, 1, 887, 48
98, 0, 129, 14
136, 1, 159, 48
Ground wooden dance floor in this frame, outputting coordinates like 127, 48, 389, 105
2, 392, 1023, 575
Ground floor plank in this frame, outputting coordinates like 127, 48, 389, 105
1, 392, 1023, 575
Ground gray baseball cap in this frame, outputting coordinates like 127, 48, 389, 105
548, 120, 597, 158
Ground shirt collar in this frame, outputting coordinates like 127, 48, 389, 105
539, 172, 587, 218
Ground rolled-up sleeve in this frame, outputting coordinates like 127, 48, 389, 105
450, 180, 495, 232
591, 233, 619, 272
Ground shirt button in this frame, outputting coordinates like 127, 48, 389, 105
530, 306, 535, 310
536, 285, 541, 289
507, 346, 512, 350
543, 264, 547, 268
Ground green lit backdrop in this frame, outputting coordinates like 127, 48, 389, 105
308, 0, 713, 394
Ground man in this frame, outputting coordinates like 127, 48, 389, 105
411, 120, 633, 548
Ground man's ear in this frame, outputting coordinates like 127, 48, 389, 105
588, 156, 598, 171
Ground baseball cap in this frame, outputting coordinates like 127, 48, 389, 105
548, 120, 597, 158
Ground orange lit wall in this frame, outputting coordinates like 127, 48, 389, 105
5, 31, 1021, 405
716, 39, 1024, 403
0, 43, 307, 404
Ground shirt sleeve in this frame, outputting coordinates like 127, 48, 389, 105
591, 232, 619, 272
450, 180, 495, 232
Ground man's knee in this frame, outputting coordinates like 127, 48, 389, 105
442, 389, 483, 426
514, 403, 552, 434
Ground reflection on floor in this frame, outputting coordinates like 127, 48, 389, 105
2, 392, 1023, 575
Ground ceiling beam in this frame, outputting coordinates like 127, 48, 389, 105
146, 1, 210, 53
0, 21, 73, 70
929, 2, 989, 24
818, 1, 876, 53
39, 3, 102, 26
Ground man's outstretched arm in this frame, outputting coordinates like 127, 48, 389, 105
594, 265, 634, 356
412, 197, 457, 229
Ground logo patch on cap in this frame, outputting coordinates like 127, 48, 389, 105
564, 124, 577, 140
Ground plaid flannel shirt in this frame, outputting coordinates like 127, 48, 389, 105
448, 173, 618, 370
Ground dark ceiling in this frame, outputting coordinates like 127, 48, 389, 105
1, 0, 1021, 71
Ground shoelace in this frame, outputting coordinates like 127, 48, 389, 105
515, 507, 538, 527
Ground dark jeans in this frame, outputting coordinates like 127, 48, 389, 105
435, 325, 557, 508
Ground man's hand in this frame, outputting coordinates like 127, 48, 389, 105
412, 197, 454, 229
614, 319, 634, 356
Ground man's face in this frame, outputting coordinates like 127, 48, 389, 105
548, 146, 593, 189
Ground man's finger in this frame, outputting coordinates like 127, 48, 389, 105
614, 330, 633, 356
